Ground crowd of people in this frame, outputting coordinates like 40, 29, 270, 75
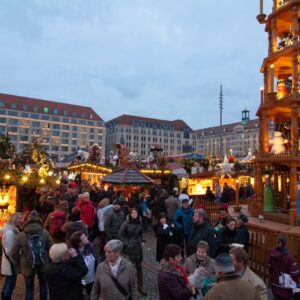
0, 180, 299, 300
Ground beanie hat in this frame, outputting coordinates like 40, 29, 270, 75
28, 210, 39, 221
215, 253, 235, 273
113, 198, 124, 206
220, 204, 229, 212
238, 213, 248, 223
158, 212, 167, 220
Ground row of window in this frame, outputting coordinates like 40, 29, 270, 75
0, 102, 96, 120
0, 110, 104, 126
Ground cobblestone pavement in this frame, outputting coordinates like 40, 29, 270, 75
0, 230, 159, 300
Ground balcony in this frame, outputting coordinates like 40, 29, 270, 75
274, 0, 292, 10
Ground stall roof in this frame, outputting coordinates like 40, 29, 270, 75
102, 167, 154, 185
189, 169, 253, 179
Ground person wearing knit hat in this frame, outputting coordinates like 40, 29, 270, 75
214, 204, 229, 231
236, 213, 250, 252
9, 210, 52, 300
105, 197, 125, 241
61, 207, 88, 241
204, 253, 257, 300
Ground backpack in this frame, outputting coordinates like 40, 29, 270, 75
49, 211, 67, 236
80, 202, 95, 228
26, 232, 47, 268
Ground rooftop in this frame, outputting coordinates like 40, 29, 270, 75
0, 92, 103, 122
106, 114, 193, 131
195, 119, 260, 136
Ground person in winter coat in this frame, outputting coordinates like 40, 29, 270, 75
96, 198, 113, 261
139, 195, 152, 231
76, 192, 96, 239
216, 217, 238, 255
119, 208, 146, 295
105, 199, 125, 241
165, 188, 181, 221
44, 200, 69, 243
204, 253, 256, 300
173, 198, 194, 243
153, 212, 184, 262
91, 239, 138, 300
1, 212, 23, 300
155, 188, 168, 218
61, 207, 88, 241
9, 210, 52, 300
187, 209, 217, 258
45, 243, 88, 300
214, 204, 229, 233
268, 233, 300, 300
229, 247, 268, 300
184, 241, 215, 276
69, 231, 97, 297
158, 244, 193, 300
236, 213, 249, 252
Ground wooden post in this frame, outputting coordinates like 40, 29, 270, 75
234, 180, 242, 212
271, 19, 277, 53
292, 52, 299, 96
260, 0, 263, 15
289, 162, 297, 225
291, 103, 298, 156
282, 172, 287, 210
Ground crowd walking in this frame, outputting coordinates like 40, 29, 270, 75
0, 180, 299, 300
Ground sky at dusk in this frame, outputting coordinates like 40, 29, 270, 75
0, 0, 273, 129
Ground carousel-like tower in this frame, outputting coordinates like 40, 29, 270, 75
253, 0, 300, 224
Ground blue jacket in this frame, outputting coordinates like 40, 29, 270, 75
173, 207, 194, 236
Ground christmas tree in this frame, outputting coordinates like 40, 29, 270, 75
0, 133, 16, 160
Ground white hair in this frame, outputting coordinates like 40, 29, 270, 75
104, 239, 123, 253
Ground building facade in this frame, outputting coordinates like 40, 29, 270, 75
0, 93, 105, 160
196, 110, 274, 159
105, 115, 197, 159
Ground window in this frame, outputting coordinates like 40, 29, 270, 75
63, 110, 68, 116
62, 132, 69, 137
9, 127, 18, 133
0, 110, 6, 115
10, 135, 17, 141
53, 124, 60, 130
72, 133, 77, 138
21, 113, 29, 118
63, 117, 69, 123
79, 119, 86, 125
88, 121, 94, 126
20, 136, 29, 141
33, 105, 39, 112
53, 108, 59, 115
71, 118, 77, 124
61, 146, 69, 152
52, 131, 60, 136
30, 113, 39, 119
52, 116, 59, 122
43, 107, 49, 113
9, 119, 18, 125
89, 135, 94, 140
32, 121, 40, 127
52, 146, 59, 151
43, 145, 49, 151
23, 104, 28, 111
62, 139, 69, 145
0, 118, 6, 123
62, 125, 69, 130
11, 103, 16, 109
72, 126, 77, 131
98, 135, 102, 140
72, 140, 77, 145
72, 112, 77, 117
81, 113, 86, 118
41, 115, 50, 120
8, 111, 18, 116
0, 102, 5, 108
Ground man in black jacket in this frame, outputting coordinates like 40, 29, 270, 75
236, 213, 249, 252
187, 209, 217, 258
45, 243, 88, 300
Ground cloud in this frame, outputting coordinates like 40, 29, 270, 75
0, 0, 270, 129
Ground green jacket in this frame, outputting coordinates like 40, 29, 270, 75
104, 209, 125, 241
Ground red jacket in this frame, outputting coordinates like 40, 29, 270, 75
76, 199, 96, 229
268, 247, 299, 298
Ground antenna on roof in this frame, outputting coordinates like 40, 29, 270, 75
219, 84, 223, 126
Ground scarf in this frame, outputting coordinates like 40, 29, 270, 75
175, 265, 189, 286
